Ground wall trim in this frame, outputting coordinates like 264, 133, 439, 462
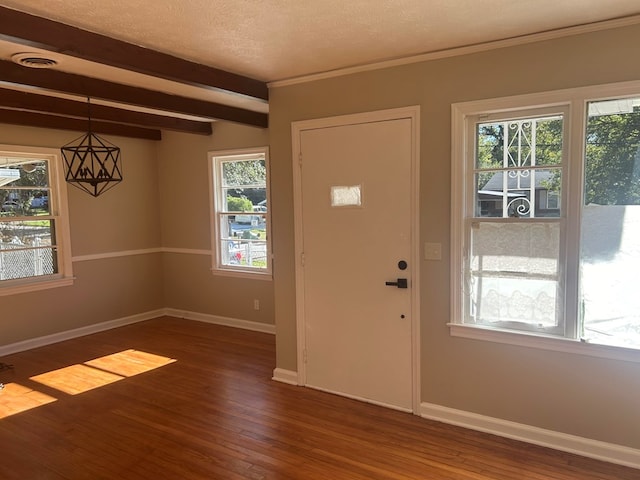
420, 402, 640, 470
0, 309, 165, 356
72, 248, 163, 262
162, 247, 211, 256
272, 368, 299, 385
164, 308, 276, 334
269, 14, 640, 88
72, 247, 212, 263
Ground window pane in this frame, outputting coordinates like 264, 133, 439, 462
0, 219, 58, 281
476, 116, 563, 170
1, 188, 51, 216
0, 160, 48, 188
584, 98, 640, 206
475, 169, 561, 218
0, 219, 55, 246
1, 160, 51, 217
581, 98, 640, 348
224, 187, 266, 213
475, 114, 563, 221
220, 239, 268, 268
220, 211, 268, 270
468, 222, 561, 331
0, 247, 57, 281
476, 122, 504, 170
221, 159, 266, 188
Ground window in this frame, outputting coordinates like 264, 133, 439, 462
209, 147, 271, 278
452, 84, 640, 356
0, 145, 73, 295
581, 98, 640, 348
464, 109, 567, 337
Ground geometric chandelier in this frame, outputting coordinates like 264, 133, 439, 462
61, 98, 122, 197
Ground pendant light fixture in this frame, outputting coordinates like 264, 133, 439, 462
61, 97, 122, 197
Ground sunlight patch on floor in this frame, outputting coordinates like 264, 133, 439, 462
0, 383, 57, 419
0, 349, 176, 418
85, 349, 176, 377
31, 364, 124, 395
30, 350, 176, 395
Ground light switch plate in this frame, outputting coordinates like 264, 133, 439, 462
424, 242, 442, 261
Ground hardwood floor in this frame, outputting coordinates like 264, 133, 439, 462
0, 316, 637, 479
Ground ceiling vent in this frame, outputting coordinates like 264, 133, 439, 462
11, 52, 59, 69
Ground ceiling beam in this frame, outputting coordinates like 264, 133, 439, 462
0, 60, 268, 128
0, 88, 212, 135
0, 6, 268, 101
0, 108, 161, 140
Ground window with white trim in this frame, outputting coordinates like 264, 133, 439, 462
452, 85, 640, 353
209, 147, 272, 278
0, 146, 73, 295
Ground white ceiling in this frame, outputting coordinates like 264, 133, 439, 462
1, 0, 640, 122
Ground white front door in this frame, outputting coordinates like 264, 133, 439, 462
292, 107, 420, 412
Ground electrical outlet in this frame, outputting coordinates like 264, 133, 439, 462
253, 299, 260, 310
424, 242, 442, 261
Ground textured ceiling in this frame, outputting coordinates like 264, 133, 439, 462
2, 0, 640, 83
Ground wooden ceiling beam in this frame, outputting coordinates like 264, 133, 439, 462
0, 60, 268, 128
0, 6, 268, 101
0, 108, 162, 140
0, 88, 212, 135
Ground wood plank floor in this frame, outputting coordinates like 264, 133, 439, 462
0, 316, 638, 479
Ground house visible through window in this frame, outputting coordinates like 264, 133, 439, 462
209, 147, 271, 278
452, 85, 640, 354
0, 146, 73, 295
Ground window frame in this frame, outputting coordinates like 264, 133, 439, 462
450, 81, 640, 363
0, 144, 74, 296
208, 146, 272, 280
463, 106, 570, 338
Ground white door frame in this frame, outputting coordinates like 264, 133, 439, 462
291, 106, 421, 413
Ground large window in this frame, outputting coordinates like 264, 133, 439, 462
0, 146, 73, 295
452, 84, 640, 356
209, 147, 271, 278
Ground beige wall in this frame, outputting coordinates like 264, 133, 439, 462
269, 24, 640, 448
1, 121, 275, 346
0, 124, 164, 344
156, 125, 274, 326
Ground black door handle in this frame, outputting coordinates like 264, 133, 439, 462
385, 278, 408, 289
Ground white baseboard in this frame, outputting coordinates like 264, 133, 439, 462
0, 309, 165, 356
420, 402, 640, 470
272, 368, 299, 385
163, 308, 276, 335
0, 309, 275, 357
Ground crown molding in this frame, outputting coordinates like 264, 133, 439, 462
269, 14, 640, 88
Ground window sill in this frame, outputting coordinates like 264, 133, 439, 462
211, 268, 273, 281
0, 276, 75, 297
448, 323, 640, 364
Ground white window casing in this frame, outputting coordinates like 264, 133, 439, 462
0, 145, 74, 296
208, 147, 272, 280
450, 81, 640, 363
